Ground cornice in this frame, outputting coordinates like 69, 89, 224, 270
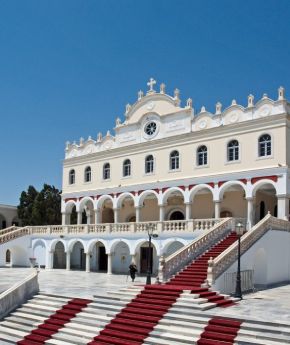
63, 113, 288, 168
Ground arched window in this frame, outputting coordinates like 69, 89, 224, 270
84, 166, 91, 182
145, 155, 154, 174
103, 163, 110, 180
259, 134, 271, 157
227, 140, 239, 161
170, 150, 179, 170
197, 145, 208, 166
123, 159, 131, 177
69, 169, 75, 185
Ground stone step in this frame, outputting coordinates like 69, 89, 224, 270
0, 332, 21, 344
51, 331, 93, 344
0, 320, 34, 333
0, 325, 27, 339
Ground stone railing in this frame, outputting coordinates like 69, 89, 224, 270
0, 270, 39, 319
0, 218, 222, 244
158, 217, 234, 282
0, 226, 31, 245
0, 225, 19, 236
206, 214, 290, 286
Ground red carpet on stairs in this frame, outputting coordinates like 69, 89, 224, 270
167, 231, 239, 306
87, 285, 182, 345
197, 317, 243, 344
17, 298, 92, 345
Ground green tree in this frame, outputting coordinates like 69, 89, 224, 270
18, 184, 61, 225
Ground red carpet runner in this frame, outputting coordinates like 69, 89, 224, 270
167, 231, 239, 306
17, 298, 92, 345
197, 317, 242, 344
88, 285, 182, 345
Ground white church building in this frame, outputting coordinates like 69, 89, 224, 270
1, 79, 290, 291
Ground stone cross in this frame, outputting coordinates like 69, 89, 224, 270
147, 78, 156, 92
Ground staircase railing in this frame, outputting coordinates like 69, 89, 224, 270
206, 214, 290, 286
0, 225, 19, 236
158, 217, 234, 282
0, 226, 31, 245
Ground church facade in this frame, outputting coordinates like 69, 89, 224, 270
61, 79, 290, 229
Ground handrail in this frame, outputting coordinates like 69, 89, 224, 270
0, 225, 19, 236
0, 226, 31, 245
158, 217, 234, 282
0, 270, 39, 319
206, 214, 290, 285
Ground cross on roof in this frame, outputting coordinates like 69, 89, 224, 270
147, 78, 156, 92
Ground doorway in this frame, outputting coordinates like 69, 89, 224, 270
99, 246, 108, 271
169, 211, 185, 220
140, 247, 153, 273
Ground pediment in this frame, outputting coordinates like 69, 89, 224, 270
126, 93, 182, 125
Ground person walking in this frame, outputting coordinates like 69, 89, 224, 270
129, 262, 137, 282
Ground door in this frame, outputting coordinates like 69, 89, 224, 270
80, 248, 86, 270
140, 247, 153, 273
99, 246, 108, 271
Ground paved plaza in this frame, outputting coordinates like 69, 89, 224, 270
1, 267, 290, 324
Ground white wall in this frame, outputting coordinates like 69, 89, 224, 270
214, 230, 290, 291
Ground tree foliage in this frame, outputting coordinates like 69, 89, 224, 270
18, 184, 61, 225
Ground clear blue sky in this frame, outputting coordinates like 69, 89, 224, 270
0, 0, 290, 205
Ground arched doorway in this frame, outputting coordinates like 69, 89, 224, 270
221, 210, 233, 218
53, 242, 66, 269
253, 182, 277, 223
5, 249, 11, 265
33, 240, 46, 268
118, 194, 135, 223
70, 241, 85, 270
138, 241, 158, 274
102, 199, 114, 223
169, 210, 185, 220
90, 241, 108, 272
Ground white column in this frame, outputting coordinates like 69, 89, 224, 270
77, 211, 82, 225
159, 205, 165, 221
94, 209, 101, 224
66, 251, 71, 271
135, 206, 141, 223
130, 254, 137, 265
107, 253, 112, 274
185, 203, 192, 220
46, 250, 54, 270
246, 198, 254, 229
278, 196, 289, 220
214, 201, 221, 218
85, 253, 91, 273
61, 213, 66, 225
86, 211, 91, 225
113, 208, 119, 223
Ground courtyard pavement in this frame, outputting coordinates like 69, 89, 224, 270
1, 267, 290, 324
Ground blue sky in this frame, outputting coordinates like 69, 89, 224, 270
0, 0, 290, 205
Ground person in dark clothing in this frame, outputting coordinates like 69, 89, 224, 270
129, 263, 137, 282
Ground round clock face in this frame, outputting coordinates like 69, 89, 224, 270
144, 121, 157, 136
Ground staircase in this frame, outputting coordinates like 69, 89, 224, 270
1, 290, 290, 344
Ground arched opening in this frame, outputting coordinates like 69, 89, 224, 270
137, 241, 158, 275
33, 240, 46, 268
190, 186, 214, 219
79, 199, 94, 224
164, 189, 185, 221
118, 194, 135, 223
164, 241, 184, 258
53, 242, 66, 269
169, 210, 184, 220
90, 241, 108, 272
5, 249, 11, 265
220, 183, 247, 218
139, 192, 159, 222
70, 241, 85, 270
112, 241, 130, 273
101, 198, 114, 223
254, 182, 277, 223
65, 202, 77, 225
0, 213, 7, 229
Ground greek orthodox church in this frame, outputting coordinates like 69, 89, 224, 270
1, 79, 290, 292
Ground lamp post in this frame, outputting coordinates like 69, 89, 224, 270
234, 222, 243, 299
146, 223, 158, 285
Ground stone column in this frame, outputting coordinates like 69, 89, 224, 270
86, 211, 91, 225
159, 205, 165, 221
46, 250, 54, 270
107, 253, 112, 275
66, 251, 71, 271
77, 211, 82, 225
214, 201, 221, 219
135, 206, 141, 223
246, 197, 254, 229
130, 254, 137, 265
278, 196, 289, 220
113, 208, 119, 223
94, 209, 101, 224
61, 213, 66, 225
185, 203, 192, 220
85, 253, 91, 273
